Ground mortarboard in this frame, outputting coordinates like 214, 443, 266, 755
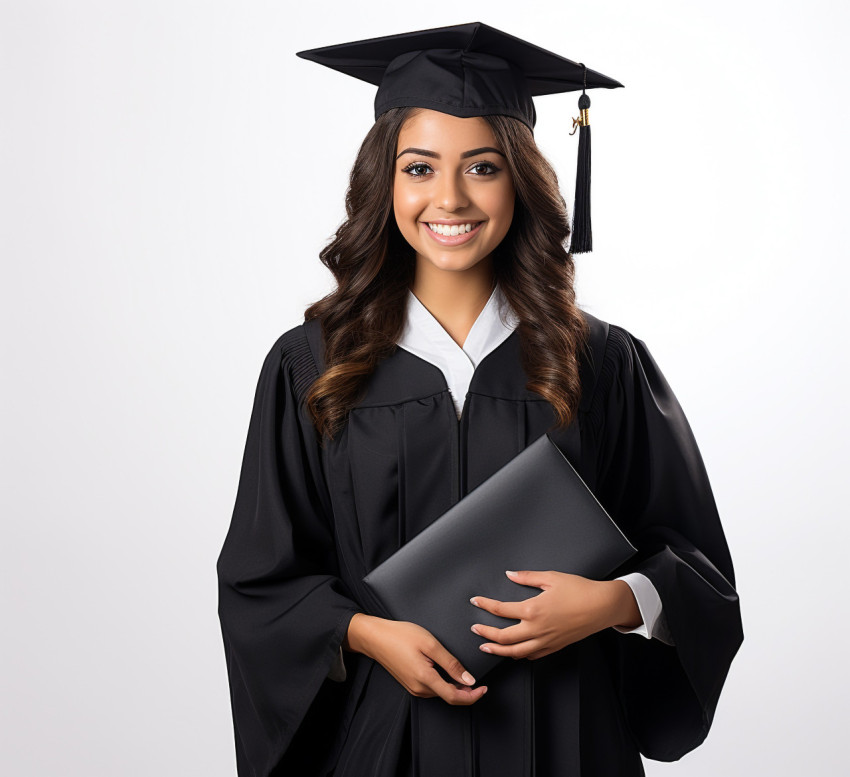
296, 22, 623, 254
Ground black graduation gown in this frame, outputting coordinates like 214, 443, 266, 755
216, 311, 744, 777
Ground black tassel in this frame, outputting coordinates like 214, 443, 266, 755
571, 92, 592, 253
571, 64, 592, 254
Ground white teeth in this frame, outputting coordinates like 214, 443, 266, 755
427, 222, 479, 236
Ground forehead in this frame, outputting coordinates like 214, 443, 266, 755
396, 109, 499, 151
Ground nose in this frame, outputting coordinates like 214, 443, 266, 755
434, 170, 470, 212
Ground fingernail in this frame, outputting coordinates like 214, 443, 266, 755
462, 671, 475, 685
469, 597, 478, 607
480, 645, 492, 653
470, 625, 480, 635
506, 570, 517, 577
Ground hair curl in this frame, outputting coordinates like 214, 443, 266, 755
304, 107, 590, 442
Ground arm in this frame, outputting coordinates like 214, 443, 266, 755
216, 327, 362, 776
590, 324, 744, 761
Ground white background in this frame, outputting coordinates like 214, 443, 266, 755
2, 1, 848, 775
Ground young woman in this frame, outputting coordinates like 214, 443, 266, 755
216, 23, 744, 777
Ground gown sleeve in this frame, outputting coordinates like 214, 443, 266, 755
589, 323, 744, 762
216, 327, 363, 776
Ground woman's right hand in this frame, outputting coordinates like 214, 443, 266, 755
345, 613, 488, 705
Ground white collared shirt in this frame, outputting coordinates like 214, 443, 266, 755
396, 282, 673, 645
397, 283, 520, 418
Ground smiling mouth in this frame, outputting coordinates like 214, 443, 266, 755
421, 220, 485, 246
423, 221, 484, 236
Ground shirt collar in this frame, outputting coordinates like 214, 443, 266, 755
396, 281, 520, 371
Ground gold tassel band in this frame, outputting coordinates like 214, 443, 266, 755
569, 108, 590, 135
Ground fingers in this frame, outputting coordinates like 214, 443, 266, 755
470, 593, 536, 621
394, 666, 488, 705
469, 610, 543, 660
474, 636, 543, 659
409, 666, 488, 705
430, 638, 477, 687
503, 569, 554, 589
421, 640, 488, 706
467, 586, 535, 661
470, 619, 532, 646
468, 569, 553, 620
429, 675, 488, 705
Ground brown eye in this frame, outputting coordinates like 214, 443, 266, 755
401, 162, 433, 177
469, 162, 500, 176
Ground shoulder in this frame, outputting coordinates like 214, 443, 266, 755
577, 308, 644, 412
263, 320, 322, 404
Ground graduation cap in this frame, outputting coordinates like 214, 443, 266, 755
296, 22, 623, 254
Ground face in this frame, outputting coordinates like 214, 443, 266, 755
393, 109, 515, 275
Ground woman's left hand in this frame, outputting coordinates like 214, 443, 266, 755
469, 570, 642, 661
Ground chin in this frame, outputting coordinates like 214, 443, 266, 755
423, 252, 488, 273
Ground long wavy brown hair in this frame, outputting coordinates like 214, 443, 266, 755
303, 106, 590, 442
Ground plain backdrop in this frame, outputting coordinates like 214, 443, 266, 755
2, 1, 848, 775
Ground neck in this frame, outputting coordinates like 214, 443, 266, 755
410, 260, 496, 350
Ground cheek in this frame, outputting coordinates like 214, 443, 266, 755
393, 181, 420, 216
392, 189, 422, 242
486, 184, 515, 228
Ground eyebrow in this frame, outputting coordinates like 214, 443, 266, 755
395, 146, 506, 161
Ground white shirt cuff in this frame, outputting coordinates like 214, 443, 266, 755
612, 572, 674, 645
